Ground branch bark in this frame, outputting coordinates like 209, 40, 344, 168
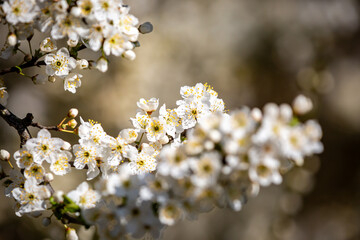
0, 104, 59, 147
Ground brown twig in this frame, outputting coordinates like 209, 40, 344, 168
0, 58, 45, 76
0, 104, 59, 147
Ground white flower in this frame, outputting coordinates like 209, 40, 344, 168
117, 13, 139, 42
176, 100, 210, 129
78, 119, 107, 145
93, 0, 120, 21
158, 201, 183, 226
103, 32, 133, 56
248, 149, 282, 187
40, 37, 57, 53
70, 0, 96, 18
5, 169, 25, 197
25, 129, 65, 164
137, 98, 159, 114
159, 104, 182, 138
128, 144, 157, 174
24, 164, 46, 183
157, 145, 189, 179
73, 143, 98, 171
2, 0, 39, 25
45, 48, 76, 77
64, 73, 82, 93
303, 120, 324, 155
120, 128, 139, 143
51, 14, 86, 41
131, 112, 150, 130
67, 182, 100, 209
12, 177, 51, 216
189, 152, 222, 187
50, 151, 72, 176
145, 117, 167, 142
14, 148, 34, 169
293, 94, 313, 115
102, 134, 138, 166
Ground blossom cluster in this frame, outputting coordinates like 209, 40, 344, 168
0, 84, 323, 239
0, 0, 150, 97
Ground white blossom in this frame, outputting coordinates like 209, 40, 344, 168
45, 48, 76, 77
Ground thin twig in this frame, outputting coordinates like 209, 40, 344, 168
30, 122, 59, 131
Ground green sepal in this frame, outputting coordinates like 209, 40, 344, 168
289, 117, 300, 127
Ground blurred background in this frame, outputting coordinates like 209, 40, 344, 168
0, 0, 360, 239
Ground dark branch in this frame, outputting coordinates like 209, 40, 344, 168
0, 59, 45, 76
0, 104, 59, 147
0, 104, 32, 147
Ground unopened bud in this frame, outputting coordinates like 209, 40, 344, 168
44, 173, 54, 182
67, 108, 79, 118
96, 57, 108, 72
76, 59, 88, 69
48, 76, 56, 83
67, 38, 78, 47
42, 217, 51, 227
61, 141, 71, 151
122, 50, 136, 61
66, 227, 79, 240
138, 22, 153, 34
0, 149, 10, 161
251, 108, 262, 122
32, 74, 47, 85
7, 33, 17, 46
24, 54, 32, 62
53, 190, 64, 203
68, 119, 77, 129
293, 94, 313, 115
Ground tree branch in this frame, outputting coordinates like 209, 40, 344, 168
0, 104, 59, 147
0, 59, 45, 76
0, 104, 32, 147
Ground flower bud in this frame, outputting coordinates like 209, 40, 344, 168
76, 59, 88, 69
67, 38, 78, 47
61, 141, 71, 151
251, 108, 262, 122
67, 119, 78, 129
24, 54, 32, 62
67, 108, 79, 118
32, 74, 47, 85
66, 228, 79, 240
42, 217, 51, 227
44, 173, 54, 182
7, 33, 17, 46
40, 37, 57, 52
122, 50, 136, 61
53, 190, 64, 203
48, 76, 56, 83
293, 94, 313, 115
0, 149, 10, 161
96, 57, 108, 72
138, 22, 153, 34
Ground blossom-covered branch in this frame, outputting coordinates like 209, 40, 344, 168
0, 84, 323, 239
